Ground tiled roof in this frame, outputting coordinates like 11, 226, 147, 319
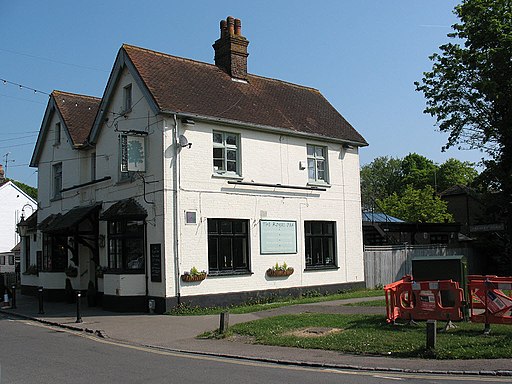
122, 44, 367, 145
53, 90, 100, 146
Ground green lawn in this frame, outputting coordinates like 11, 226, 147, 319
220, 314, 512, 359
166, 289, 384, 316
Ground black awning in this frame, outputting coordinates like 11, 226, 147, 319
43, 203, 102, 234
100, 198, 147, 221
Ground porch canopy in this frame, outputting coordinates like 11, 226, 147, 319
99, 198, 147, 221
41, 203, 102, 235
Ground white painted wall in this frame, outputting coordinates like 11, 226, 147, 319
0, 182, 36, 253
167, 119, 364, 298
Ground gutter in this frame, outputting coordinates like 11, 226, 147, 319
161, 110, 368, 148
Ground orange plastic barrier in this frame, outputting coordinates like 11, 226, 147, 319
384, 276, 464, 324
468, 275, 512, 325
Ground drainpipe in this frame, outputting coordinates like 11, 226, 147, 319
172, 114, 181, 305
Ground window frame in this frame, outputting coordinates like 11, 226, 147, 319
212, 131, 241, 177
24, 235, 31, 272
52, 162, 63, 200
123, 84, 132, 113
41, 234, 68, 272
207, 218, 250, 275
304, 221, 337, 270
107, 219, 145, 273
54, 122, 61, 145
307, 144, 329, 184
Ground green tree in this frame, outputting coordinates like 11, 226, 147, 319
415, 0, 512, 269
360, 156, 402, 209
377, 185, 453, 223
401, 153, 437, 191
10, 179, 37, 200
437, 158, 478, 192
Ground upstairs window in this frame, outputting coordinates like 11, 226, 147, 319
123, 84, 132, 113
213, 131, 240, 176
54, 122, 61, 145
91, 152, 96, 181
53, 163, 62, 199
307, 144, 328, 183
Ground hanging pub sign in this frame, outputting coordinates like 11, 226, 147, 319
121, 134, 146, 172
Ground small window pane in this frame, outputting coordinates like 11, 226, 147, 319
315, 147, 325, 158
311, 222, 322, 234
227, 161, 237, 172
226, 135, 237, 146
219, 238, 232, 268
213, 133, 223, 144
308, 159, 316, 179
227, 150, 237, 160
220, 221, 232, 234
213, 160, 224, 170
213, 148, 224, 159
307, 145, 314, 156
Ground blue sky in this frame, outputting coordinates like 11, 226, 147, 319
1, 0, 477, 187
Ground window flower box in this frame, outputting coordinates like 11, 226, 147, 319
181, 267, 207, 282
181, 272, 207, 282
266, 262, 294, 277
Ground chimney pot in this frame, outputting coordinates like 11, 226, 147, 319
220, 19, 228, 38
234, 19, 241, 36
227, 16, 235, 35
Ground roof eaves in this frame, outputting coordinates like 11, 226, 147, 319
89, 46, 160, 144
30, 96, 55, 167
164, 110, 369, 147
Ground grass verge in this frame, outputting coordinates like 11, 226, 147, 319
166, 289, 384, 316
344, 299, 386, 307
215, 313, 512, 359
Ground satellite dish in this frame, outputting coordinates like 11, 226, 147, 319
178, 135, 190, 148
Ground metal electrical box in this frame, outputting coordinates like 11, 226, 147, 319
411, 255, 468, 286
411, 255, 469, 310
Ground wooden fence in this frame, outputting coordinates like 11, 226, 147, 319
363, 245, 476, 288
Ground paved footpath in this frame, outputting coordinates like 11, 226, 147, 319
1, 293, 511, 377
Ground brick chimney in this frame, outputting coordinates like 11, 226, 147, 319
0, 164, 4, 181
213, 16, 249, 80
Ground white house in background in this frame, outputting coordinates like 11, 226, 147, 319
20, 16, 368, 312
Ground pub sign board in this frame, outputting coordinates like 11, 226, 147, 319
260, 220, 297, 254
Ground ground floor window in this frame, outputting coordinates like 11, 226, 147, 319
42, 234, 68, 272
108, 220, 144, 271
304, 221, 337, 269
208, 218, 249, 274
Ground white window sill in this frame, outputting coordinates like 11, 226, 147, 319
212, 173, 243, 180
307, 181, 331, 188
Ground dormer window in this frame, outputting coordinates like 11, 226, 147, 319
123, 84, 132, 113
54, 122, 61, 145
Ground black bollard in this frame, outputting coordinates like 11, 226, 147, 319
426, 320, 437, 350
11, 285, 16, 309
38, 286, 44, 314
219, 311, 229, 334
76, 291, 82, 323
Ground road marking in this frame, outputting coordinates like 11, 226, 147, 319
13, 318, 512, 383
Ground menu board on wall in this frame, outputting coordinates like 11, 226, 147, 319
150, 244, 162, 282
260, 220, 297, 254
